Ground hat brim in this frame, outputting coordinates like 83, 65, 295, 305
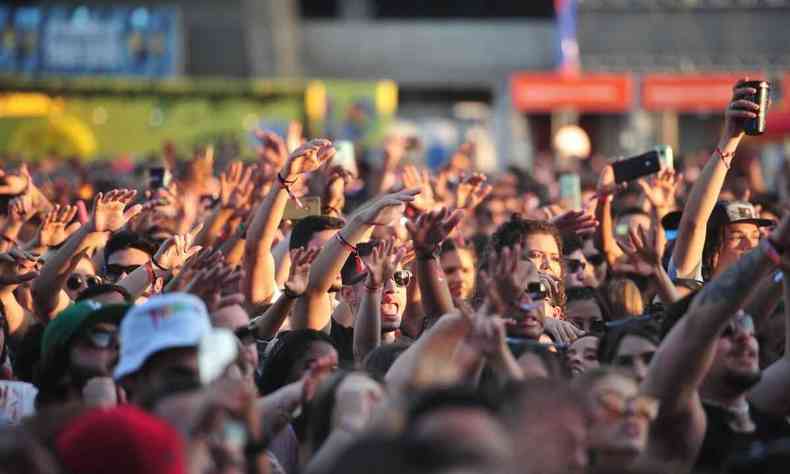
729, 218, 775, 228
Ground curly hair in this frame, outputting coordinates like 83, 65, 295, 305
491, 215, 563, 256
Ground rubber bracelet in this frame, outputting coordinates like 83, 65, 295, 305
714, 147, 733, 170
364, 283, 381, 292
152, 258, 168, 272
277, 173, 303, 209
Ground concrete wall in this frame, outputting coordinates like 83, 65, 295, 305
298, 20, 556, 87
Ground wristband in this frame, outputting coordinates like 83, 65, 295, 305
415, 247, 439, 261
277, 173, 303, 209
283, 287, 302, 299
364, 283, 381, 292
336, 233, 365, 272
152, 258, 168, 272
714, 147, 733, 170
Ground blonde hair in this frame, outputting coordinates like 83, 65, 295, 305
606, 278, 644, 320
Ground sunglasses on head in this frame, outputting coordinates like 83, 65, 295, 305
67, 274, 103, 291
105, 264, 141, 280
721, 311, 755, 338
597, 390, 659, 421
565, 258, 586, 274
80, 327, 118, 350
525, 281, 549, 301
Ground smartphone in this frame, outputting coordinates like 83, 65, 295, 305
148, 167, 172, 189
559, 173, 582, 210
612, 151, 661, 183
283, 196, 321, 220
333, 140, 358, 177
655, 145, 674, 171
743, 80, 770, 136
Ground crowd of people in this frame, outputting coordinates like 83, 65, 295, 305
0, 79, 789, 474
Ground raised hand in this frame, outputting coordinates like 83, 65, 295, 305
301, 355, 337, 403
618, 224, 662, 270
543, 317, 584, 345
88, 189, 142, 233
404, 206, 464, 255
184, 262, 244, 312
321, 166, 352, 216
219, 162, 255, 211
361, 239, 405, 288
0, 248, 40, 287
355, 188, 420, 226
479, 243, 524, 315
154, 224, 203, 272
401, 165, 436, 211
722, 79, 762, 141
284, 247, 319, 296
382, 136, 407, 172
0, 164, 31, 196
638, 169, 680, 212
281, 138, 336, 178
255, 130, 289, 182
550, 210, 598, 236
286, 120, 304, 153
38, 205, 80, 248
6, 194, 35, 230
455, 173, 493, 210
596, 164, 619, 199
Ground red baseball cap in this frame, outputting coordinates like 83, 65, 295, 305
56, 405, 187, 474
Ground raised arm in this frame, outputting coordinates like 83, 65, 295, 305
671, 81, 758, 277
641, 215, 789, 467
594, 165, 624, 268
748, 267, 790, 416
405, 207, 464, 325
618, 225, 679, 304
244, 137, 334, 306
249, 247, 317, 340
195, 161, 254, 249
0, 249, 39, 334
291, 189, 419, 331
353, 240, 403, 362
32, 190, 140, 320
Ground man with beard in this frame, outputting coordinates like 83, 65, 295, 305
638, 210, 790, 474
34, 301, 129, 408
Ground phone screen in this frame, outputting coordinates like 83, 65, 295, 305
148, 167, 172, 189
559, 173, 582, 210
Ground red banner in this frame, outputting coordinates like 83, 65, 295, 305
511, 73, 633, 113
641, 73, 766, 112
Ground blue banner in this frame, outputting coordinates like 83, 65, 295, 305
0, 5, 181, 77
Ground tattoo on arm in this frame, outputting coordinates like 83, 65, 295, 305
693, 248, 771, 311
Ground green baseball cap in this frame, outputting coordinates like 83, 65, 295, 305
41, 301, 131, 359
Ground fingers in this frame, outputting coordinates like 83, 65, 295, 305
123, 204, 143, 222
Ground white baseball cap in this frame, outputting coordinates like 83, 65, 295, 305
114, 293, 212, 380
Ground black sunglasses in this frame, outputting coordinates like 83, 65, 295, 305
67, 274, 103, 291
526, 281, 549, 301
105, 264, 141, 279
393, 269, 413, 288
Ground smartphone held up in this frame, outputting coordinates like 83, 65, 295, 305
612, 145, 673, 184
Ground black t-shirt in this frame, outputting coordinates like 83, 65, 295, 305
695, 401, 790, 473
330, 319, 355, 365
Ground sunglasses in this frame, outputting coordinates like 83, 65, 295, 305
525, 281, 549, 301
586, 254, 605, 266
597, 390, 659, 421
565, 258, 586, 274
392, 269, 413, 288
79, 328, 119, 350
105, 264, 141, 280
721, 311, 755, 338
67, 274, 103, 291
